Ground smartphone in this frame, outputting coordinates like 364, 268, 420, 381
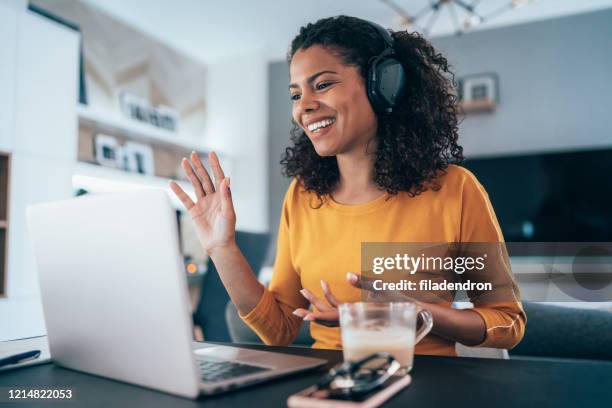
287, 374, 411, 408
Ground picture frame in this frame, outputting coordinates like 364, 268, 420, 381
94, 134, 121, 168
119, 92, 150, 123
458, 73, 498, 113
122, 142, 155, 176
153, 104, 179, 132
119, 91, 179, 132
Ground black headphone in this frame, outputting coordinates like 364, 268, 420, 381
362, 20, 406, 115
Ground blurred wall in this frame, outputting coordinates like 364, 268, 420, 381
265, 8, 612, 261
205, 51, 269, 233
266, 62, 293, 263
433, 8, 612, 158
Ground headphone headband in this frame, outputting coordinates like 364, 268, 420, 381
365, 21, 395, 50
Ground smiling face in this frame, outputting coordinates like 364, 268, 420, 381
289, 45, 378, 157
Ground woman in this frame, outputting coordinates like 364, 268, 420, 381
170, 16, 525, 356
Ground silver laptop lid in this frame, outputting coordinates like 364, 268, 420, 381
27, 190, 200, 398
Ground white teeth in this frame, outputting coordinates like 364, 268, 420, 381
307, 118, 336, 132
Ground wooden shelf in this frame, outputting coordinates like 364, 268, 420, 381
459, 99, 496, 113
77, 104, 206, 151
73, 162, 195, 210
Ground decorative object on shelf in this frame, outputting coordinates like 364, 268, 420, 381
458, 73, 498, 113
77, 104, 200, 152
122, 142, 155, 176
119, 92, 179, 132
94, 134, 121, 168
118, 92, 149, 123
32, 0, 207, 138
380, 0, 536, 36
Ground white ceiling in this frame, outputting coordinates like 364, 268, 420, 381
82, 0, 612, 64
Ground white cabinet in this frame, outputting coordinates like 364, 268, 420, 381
13, 11, 79, 161
0, 3, 18, 151
1, 154, 73, 341
0, 8, 80, 341
6, 154, 74, 298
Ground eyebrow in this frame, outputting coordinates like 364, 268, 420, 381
289, 70, 338, 89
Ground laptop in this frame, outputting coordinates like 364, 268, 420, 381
26, 190, 326, 399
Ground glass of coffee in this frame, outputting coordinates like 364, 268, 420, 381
339, 302, 433, 372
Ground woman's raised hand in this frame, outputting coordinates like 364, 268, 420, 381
169, 151, 236, 255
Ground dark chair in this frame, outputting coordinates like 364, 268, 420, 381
510, 302, 612, 360
193, 231, 270, 342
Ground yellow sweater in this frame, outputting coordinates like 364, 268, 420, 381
241, 165, 526, 355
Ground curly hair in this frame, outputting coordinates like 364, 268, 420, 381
281, 15, 464, 204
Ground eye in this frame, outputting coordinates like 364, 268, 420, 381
316, 82, 333, 91
290, 93, 301, 101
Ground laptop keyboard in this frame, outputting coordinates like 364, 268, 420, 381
196, 357, 271, 382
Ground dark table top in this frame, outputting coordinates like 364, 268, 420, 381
1, 343, 611, 407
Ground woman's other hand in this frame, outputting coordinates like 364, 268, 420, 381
292, 273, 421, 327
170, 151, 236, 255
293, 279, 342, 327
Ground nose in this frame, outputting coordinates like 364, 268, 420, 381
297, 89, 319, 114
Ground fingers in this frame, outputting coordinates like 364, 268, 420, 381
346, 272, 376, 291
297, 282, 343, 327
190, 151, 215, 195
209, 151, 226, 191
219, 177, 235, 219
311, 311, 340, 327
292, 308, 309, 319
300, 288, 333, 312
169, 181, 194, 210
181, 158, 206, 201
320, 280, 339, 307
292, 308, 339, 327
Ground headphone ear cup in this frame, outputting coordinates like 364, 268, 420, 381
367, 55, 406, 114
366, 56, 383, 113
